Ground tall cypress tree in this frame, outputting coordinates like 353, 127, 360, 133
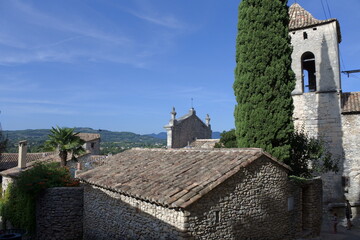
234, 0, 295, 161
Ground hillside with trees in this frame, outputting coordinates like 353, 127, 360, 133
4, 128, 166, 155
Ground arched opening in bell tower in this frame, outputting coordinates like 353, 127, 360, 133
301, 52, 316, 93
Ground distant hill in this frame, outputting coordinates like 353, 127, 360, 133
146, 131, 221, 139
212, 131, 221, 139
145, 132, 167, 140
3, 128, 221, 154
4, 127, 166, 154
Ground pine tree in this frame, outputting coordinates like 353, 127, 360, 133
234, 0, 295, 161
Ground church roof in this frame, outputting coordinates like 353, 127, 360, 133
77, 148, 290, 209
341, 92, 360, 114
288, 3, 341, 42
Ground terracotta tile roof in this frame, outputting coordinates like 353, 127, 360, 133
78, 148, 290, 209
0, 152, 56, 170
288, 3, 341, 42
0, 153, 61, 178
76, 133, 100, 142
188, 139, 220, 149
341, 92, 360, 114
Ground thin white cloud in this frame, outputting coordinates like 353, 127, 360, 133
126, 9, 184, 29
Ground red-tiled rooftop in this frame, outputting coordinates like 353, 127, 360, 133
341, 92, 360, 114
78, 148, 290, 209
0, 152, 56, 170
288, 3, 341, 42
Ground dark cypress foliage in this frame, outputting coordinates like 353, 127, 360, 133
234, 0, 295, 161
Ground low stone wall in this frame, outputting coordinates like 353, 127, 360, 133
36, 187, 83, 240
83, 184, 186, 240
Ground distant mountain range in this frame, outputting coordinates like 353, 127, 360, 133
3, 128, 222, 153
145, 131, 221, 139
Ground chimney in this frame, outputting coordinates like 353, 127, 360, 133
18, 140, 27, 169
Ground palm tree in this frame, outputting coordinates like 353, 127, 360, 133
45, 126, 85, 167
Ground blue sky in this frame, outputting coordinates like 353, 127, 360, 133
0, 0, 359, 134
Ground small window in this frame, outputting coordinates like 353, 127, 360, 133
288, 197, 294, 211
303, 32, 308, 40
215, 211, 221, 223
342, 176, 350, 187
91, 143, 95, 149
313, 27, 317, 31
292, 32, 296, 35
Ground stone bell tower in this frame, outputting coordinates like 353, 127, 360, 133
289, 3, 343, 202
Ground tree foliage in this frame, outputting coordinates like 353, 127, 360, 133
0, 162, 79, 233
44, 126, 85, 166
234, 0, 295, 162
215, 129, 237, 148
216, 129, 338, 177
285, 129, 339, 178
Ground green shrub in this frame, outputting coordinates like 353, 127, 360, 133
0, 162, 79, 233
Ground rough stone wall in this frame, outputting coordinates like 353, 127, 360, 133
36, 187, 83, 240
292, 93, 343, 203
184, 157, 295, 240
301, 179, 323, 237
83, 139, 100, 155
83, 184, 186, 240
342, 114, 360, 204
170, 114, 212, 148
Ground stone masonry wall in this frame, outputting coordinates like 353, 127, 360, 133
342, 114, 360, 204
171, 115, 211, 148
301, 179, 323, 237
83, 184, 186, 240
36, 187, 83, 240
184, 157, 296, 240
292, 92, 343, 203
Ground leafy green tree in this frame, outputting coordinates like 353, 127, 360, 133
45, 127, 85, 166
286, 129, 339, 178
216, 128, 338, 177
234, 0, 295, 162
215, 129, 237, 148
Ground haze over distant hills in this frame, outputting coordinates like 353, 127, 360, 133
145, 131, 221, 139
3, 128, 221, 154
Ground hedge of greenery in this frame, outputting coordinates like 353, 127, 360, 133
0, 162, 80, 233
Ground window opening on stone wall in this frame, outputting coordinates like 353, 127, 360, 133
301, 52, 316, 92
342, 176, 350, 187
91, 142, 95, 149
215, 211, 221, 223
313, 27, 317, 31
303, 32, 308, 40
288, 196, 294, 211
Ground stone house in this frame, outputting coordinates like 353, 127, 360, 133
78, 148, 322, 240
76, 133, 101, 155
164, 107, 212, 148
289, 3, 360, 205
